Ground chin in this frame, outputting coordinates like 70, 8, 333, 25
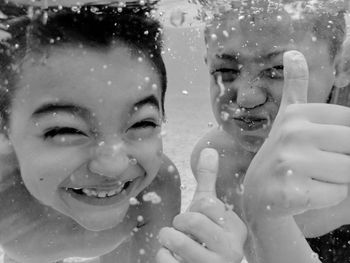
236, 135, 265, 153
72, 204, 130, 231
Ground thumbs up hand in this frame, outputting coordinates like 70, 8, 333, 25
243, 50, 350, 223
156, 148, 247, 263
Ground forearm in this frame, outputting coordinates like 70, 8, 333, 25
249, 216, 321, 263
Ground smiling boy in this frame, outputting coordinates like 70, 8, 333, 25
190, 1, 350, 262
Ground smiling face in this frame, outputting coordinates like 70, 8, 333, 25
206, 12, 338, 152
8, 44, 163, 231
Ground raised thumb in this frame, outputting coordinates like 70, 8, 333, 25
192, 148, 219, 200
279, 50, 309, 112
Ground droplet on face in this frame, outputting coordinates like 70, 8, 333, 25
129, 158, 137, 165
152, 83, 158, 91
286, 169, 293, 177
236, 184, 245, 195
220, 111, 230, 121
167, 165, 175, 173
137, 215, 144, 222
182, 90, 189, 95
139, 249, 145, 255
129, 197, 140, 205
160, 130, 167, 137
207, 122, 214, 128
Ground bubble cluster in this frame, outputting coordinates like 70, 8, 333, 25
142, 191, 162, 204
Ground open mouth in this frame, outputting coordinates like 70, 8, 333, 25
61, 178, 141, 206
67, 181, 132, 199
233, 116, 269, 131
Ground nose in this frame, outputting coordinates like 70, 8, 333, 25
235, 76, 267, 109
88, 141, 130, 178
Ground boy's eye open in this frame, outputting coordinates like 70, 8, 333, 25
43, 127, 87, 138
212, 69, 240, 83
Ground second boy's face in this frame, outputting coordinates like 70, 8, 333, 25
8, 44, 163, 231
206, 12, 337, 152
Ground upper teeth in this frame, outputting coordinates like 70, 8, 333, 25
70, 181, 131, 198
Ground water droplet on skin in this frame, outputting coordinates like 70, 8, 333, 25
182, 90, 189, 95
152, 83, 158, 90
160, 130, 167, 137
144, 76, 150, 83
107, 81, 112, 86
139, 249, 146, 255
236, 184, 245, 195
129, 197, 140, 205
129, 158, 137, 165
220, 111, 230, 121
206, 141, 211, 146
208, 122, 214, 128
210, 34, 218, 41
103, 65, 108, 69
234, 173, 240, 178
180, 184, 187, 190
137, 215, 144, 222
266, 205, 271, 210
286, 169, 293, 176
222, 30, 229, 38
167, 165, 175, 173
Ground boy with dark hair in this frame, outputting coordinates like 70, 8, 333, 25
191, 0, 350, 262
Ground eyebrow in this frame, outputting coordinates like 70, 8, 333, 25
134, 95, 160, 111
215, 49, 286, 62
32, 103, 90, 119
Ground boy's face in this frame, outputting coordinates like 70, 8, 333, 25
8, 44, 163, 231
206, 12, 338, 152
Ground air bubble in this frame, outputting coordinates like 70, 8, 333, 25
236, 184, 245, 195
143, 191, 162, 204
167, 165, 175, 173
129, 197, 140, 205
286, 169, 293, 176
129, 158, 137, 165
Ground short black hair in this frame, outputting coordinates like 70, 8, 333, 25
0, 4, 167, 131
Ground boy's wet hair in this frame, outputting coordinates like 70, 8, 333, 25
0, 3, 167, 132
204, 0, 346, 61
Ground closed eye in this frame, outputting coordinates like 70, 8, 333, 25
130, 120, 159, 129
43, 127, 87, 138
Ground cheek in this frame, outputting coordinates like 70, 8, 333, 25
18, 145, 85, 203
133, 136, 163, 176
308, 72, 334, 103
267, 81, 283, 103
